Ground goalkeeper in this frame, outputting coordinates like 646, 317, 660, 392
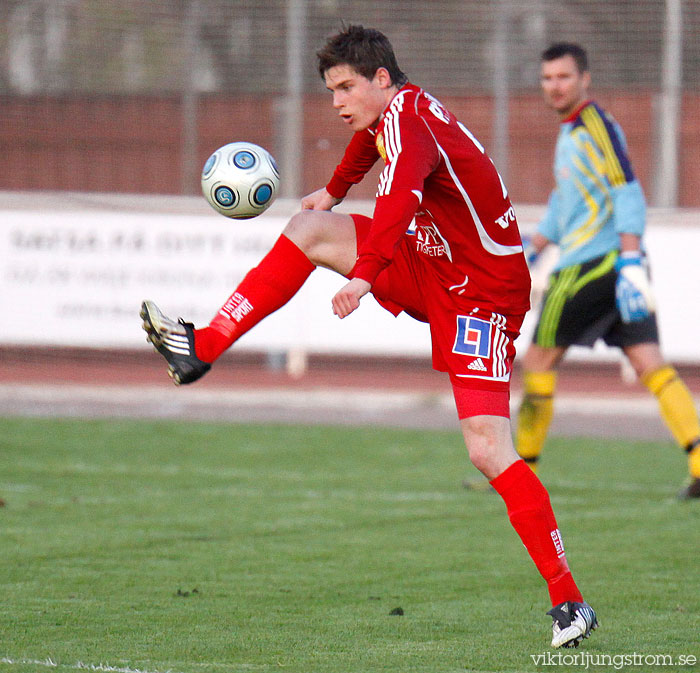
516, 43, 700, 499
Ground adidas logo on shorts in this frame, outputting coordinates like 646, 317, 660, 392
467, 358, 488, 372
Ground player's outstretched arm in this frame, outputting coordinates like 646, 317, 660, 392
301, 188, 343, 211
332, 278, 372, 319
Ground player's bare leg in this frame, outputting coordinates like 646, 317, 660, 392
283, 209, 358, 275
460, 414, 519, 480
463, 344, 565, 490
141, 210, 358, 384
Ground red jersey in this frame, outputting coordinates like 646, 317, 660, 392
326, 83, 530, 315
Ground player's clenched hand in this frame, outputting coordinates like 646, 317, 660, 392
301, 188, 343, 211
332, 278, 372, 319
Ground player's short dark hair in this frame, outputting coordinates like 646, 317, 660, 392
541, 43, 589, 73
317, 24, 407, 86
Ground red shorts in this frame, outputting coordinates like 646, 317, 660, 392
351, 214, 525, 418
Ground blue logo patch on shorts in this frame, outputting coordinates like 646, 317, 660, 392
453, 316, 492, 358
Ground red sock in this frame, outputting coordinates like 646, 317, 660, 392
490, 460, 583, 606
194, 235, 315, 363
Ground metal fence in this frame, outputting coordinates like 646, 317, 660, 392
1, 0, 698, 205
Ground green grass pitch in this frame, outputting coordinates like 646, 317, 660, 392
1, 417, 698, 673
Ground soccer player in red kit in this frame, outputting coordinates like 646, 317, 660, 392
141, 25, 597, 649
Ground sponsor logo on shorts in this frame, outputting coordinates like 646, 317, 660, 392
467, 358, 488, 372
452, 312, 512, 382
453, 316, 492, 358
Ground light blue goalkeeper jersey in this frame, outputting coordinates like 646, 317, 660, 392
537, 101, 646, 271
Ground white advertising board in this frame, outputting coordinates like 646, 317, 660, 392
0, 204, 431, 355
1, 196, 699, 362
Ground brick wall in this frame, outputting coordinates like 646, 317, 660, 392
1, 92, 698, 206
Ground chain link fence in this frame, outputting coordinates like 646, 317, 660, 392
1, 0, 698, 205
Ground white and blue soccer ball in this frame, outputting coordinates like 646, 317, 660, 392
201, 142, 280, 219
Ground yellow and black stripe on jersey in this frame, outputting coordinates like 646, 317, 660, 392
576, 103, 635, 188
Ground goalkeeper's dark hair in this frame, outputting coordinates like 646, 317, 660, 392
541, 43, 589, 73
317, 24, 407, 87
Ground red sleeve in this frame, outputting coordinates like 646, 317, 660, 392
352, 112, 439, 285
325, 129, 379, 199
352, 191, 421, 284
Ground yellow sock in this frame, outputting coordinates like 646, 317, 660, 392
642, 365, 700, 477
688, 442, 700, 480
516, 371, 557, 474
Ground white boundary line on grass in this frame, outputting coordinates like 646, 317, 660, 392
0, 657, 178, 673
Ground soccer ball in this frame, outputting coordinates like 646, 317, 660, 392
201, 142, 280, 219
